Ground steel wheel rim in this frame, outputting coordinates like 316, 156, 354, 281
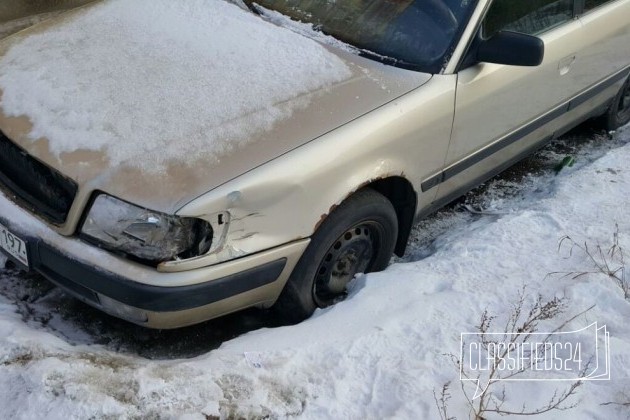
312, 222, 381, 307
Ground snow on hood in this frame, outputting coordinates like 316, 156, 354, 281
0, 0, 353, 172
0, 0, 429, 213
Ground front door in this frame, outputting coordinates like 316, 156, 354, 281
434, 0, 592, 202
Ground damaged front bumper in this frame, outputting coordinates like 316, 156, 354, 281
0, 191, 308, 328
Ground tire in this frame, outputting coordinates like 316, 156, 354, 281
274, 189, 398, 323
603, 75, 630, 131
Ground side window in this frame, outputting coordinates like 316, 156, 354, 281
584, 0, 612, 12
484, 0, 574, 37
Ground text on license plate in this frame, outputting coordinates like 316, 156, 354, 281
0, 222, 29, 267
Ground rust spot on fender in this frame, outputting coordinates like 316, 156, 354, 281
311, 173, 409, 233
314, 213, 328, 232
313, 203, 339, 232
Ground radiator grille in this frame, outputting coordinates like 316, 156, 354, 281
0, 131, 77, 224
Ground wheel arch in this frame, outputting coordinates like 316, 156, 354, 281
362, 176, 417, 257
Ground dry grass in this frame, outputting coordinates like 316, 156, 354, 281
553, 224, 629, 300
436, 289, 590, 419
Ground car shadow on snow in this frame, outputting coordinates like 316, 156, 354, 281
0, 262, 287, 360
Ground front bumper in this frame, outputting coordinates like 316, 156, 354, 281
0, 191, 309, 328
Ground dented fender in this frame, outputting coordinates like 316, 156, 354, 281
174, 76, 457, 270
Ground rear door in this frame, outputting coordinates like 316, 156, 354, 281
574, 0, 630, 95
547, 0, 630, 136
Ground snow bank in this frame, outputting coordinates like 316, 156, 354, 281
0, 0, 351, 172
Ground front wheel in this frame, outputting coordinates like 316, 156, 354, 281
274, 189, 398, 323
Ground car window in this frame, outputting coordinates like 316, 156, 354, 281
484, 0, 574, 37
584, 0, 612, 11
243, 0, 479, 74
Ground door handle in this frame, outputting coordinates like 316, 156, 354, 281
558, 55, 576, 76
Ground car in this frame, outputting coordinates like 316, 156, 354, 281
0, 0, 628, 328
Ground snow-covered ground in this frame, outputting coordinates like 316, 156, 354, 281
1, 124, 629, 418
0, 12, 67, 39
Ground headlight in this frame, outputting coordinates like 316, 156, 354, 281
81, 194, 213, 264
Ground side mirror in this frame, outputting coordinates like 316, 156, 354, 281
476, 31, 544, 67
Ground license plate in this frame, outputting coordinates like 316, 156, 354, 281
0, 222, 29, 267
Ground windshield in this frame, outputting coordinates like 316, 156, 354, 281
242, 0, 478, 73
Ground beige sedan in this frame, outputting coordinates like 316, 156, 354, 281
0, 0, 628, 328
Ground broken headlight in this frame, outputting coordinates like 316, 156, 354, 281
80, 194, 212, 264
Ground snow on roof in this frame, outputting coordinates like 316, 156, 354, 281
0, 0, 352, 171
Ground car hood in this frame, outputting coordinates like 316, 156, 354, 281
0, 0, 431, 215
